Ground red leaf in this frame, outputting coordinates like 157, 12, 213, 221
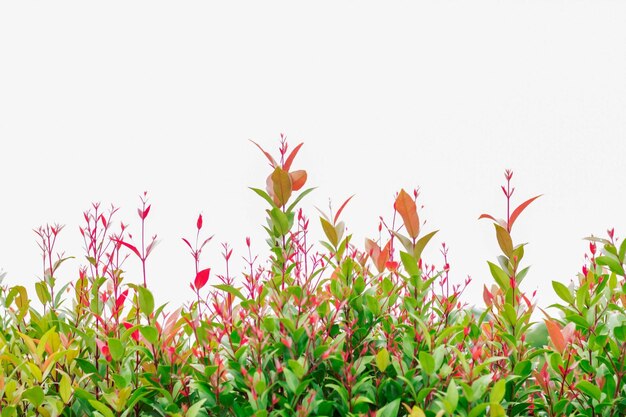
116, 239, 141, 259
283, 142, 303, 172
394, 189, 420, 239
509, 195, 542, 231
334, 195, 355, 224
478, 213, 497, 222
182, 238, 192, 250
116, 289, 128, 311
194, 268, 211, 291
138, 205, 151, 220
250, 140, 277, 167
197, 214, 203, 230
289, 170, 307, 191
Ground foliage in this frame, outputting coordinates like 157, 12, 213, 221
0, 136, 623, 417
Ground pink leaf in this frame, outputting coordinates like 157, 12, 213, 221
115, 239, 141, 259
182, 238, 192, 250
194, 268, 211, 291
197, 214, 203, 230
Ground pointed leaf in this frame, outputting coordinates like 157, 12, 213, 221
545, 319, 566, 353
413, 230, 438, 261
283, 142, 303, 171
488, 261, 509, 290
249, 140, 277, 167
249, 187, 277, 208
376, 398, 400, 417
394, 189, 420, 239
321, 217, 339, 247
552, 281, 574, 305
334, 195, 355, 224
596, 255, 625, 276
509, 195, 541, 231
194, 268, 211, 291
115, 240, 141, 259
495, 224, 513, 257
577, 380, 602, 401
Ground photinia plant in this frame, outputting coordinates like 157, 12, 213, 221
0, 137, 624, 417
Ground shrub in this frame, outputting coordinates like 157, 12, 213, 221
0, 137, 624, 417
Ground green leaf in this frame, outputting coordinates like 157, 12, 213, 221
488, 261, 509, 290
552, 281, 574, 304
376, 348, 390, 372
134, 285, 154, 317
444, 379, 459, 413
89, 400, 116, 417
376, 398, 400, 417
577, 380, 602, 401
59, 373, 72, 403
108, 338, 124, 362
320, 217, 338, 247
249, 187, 277, 208
213, 284, 246, 301
22, 386, 44, 407
468, 404, 489, 417
619, 238, 626, 263
413, 230, 438, 261
419, 351, 435, 375
513, 360, 532, 378
400, 251, 420, 276
140, 325, 159, 345
35, 281, 51, 305
596, 255, 624, 276
286, 187, 316, 212
490, 379, 506, 403
186, 399, 207, 417
269, 207, 290, 236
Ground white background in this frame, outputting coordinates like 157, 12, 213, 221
1, 2, 625, 317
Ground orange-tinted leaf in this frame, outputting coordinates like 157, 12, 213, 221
544, 319, 566, 353
321, 217, 338, 247
265, 174, 280, 206
394, 189, 420, 239
283, 142, 303, 172
271, 167, 292, 206
478, 213, 497, 222
334, 195, 355, 224
378, 241, 391, 273
494, 224, 513, 257
483, 285, 493, 307
250, 140, 277, 167
289, 170, 307, 191
509, 195, 542, 231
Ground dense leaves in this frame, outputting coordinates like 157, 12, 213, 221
0, 139, 624, 417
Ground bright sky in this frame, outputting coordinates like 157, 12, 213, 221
1, 2, 625, 317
